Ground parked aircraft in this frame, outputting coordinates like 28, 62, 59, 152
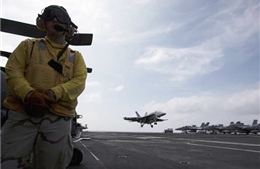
204, 124, 226, 134
195, 122, 210, 132
220, 121, 251, 134
175, 125, 196, 133
175, 122, 210, 133
185, 120, 260, 134
71, 114, 88, 138
238, 120, 260, 134
124, 111, 167, 128
227, 120, 260, 134
197, 121, 246, 134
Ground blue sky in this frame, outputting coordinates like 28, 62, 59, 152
1, 0, 259, 132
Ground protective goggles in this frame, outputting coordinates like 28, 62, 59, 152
40, 5, 71, 24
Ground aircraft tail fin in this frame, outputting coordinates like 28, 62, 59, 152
135, 111, 141, 118
236, 121, 242, 125
252, 119, 258, 125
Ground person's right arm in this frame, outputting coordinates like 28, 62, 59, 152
5, 39, 34, 102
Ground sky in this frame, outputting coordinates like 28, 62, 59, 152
0, 0, 259, 133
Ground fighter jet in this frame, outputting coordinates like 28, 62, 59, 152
175, 122, 210, 133
124, 111, 167, 128
204, 124, 226, 134
71, 114, 88, 138
212, 121, 255, 134
238, 119, 260, 134
221, 121, 248, 134
204, 121, 240, 134
229, 120, 260, 134
196, 122, 211, 133
175, 125, 196, 133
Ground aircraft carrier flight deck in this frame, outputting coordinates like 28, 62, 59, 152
69, 132, 260, 169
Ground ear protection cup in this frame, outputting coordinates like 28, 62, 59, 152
36, 16, 45, 31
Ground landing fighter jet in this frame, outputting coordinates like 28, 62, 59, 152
124, 111, 167, 128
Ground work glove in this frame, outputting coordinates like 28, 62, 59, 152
36, 89, 57, 106
24, 89, 56, 117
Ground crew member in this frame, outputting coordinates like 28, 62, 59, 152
1, 5, 87, 169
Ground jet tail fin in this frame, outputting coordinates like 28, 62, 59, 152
252, 119, 258, 125
135, 111, 141, 118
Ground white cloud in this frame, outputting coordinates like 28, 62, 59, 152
136, 1, 258, 83
112, 85, 124, 92
107, 21, 181, 43
86, 81, 101, 87
143, 87, 259, 126
82, 92, 102, 103
136, 44, 223, 82
197, 1, 259, 48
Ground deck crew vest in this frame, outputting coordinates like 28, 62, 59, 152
4, 38, 78, 117
25, 39, 76, 89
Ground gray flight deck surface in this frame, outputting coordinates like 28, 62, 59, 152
69, 132, 260, 169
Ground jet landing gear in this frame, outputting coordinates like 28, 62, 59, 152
150, 122, 157, 128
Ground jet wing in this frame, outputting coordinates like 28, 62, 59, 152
143, 113, 155, 118
156, 119, 167, 122
124, 117, 140, 122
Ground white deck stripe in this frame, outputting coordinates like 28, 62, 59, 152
80, 141, 100, 161
188, 142, 260, 153
176, 138, 260, 147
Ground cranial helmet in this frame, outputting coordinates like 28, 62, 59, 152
36, 5, 77, 37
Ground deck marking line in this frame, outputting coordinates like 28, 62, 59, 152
73, 137, 91, 143
176, 138, 260, 147
80, 141, 100, 161
188, 143, 260, 153
80, 141, 108, 169
79, 141, 109, 168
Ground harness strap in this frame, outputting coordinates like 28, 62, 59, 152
48, 59, 63, 74
35, 40, 76, 74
